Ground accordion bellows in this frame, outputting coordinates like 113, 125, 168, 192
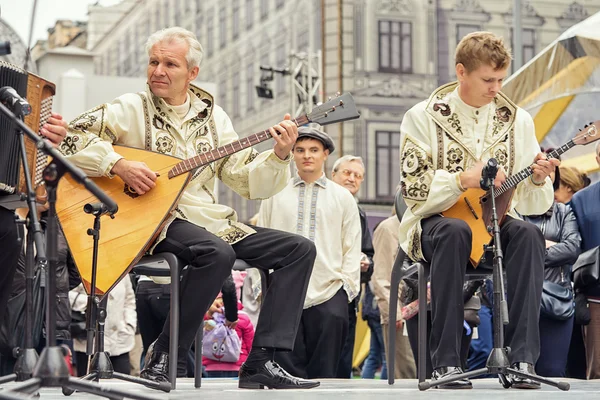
0, 60, 55, 196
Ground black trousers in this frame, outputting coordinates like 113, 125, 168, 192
405, 311, 473, 376
0, 207, 21, 325
275, 288, 349, 379
421, 215, 544, 369
336, 299, 357, 378
153, 220, 315, 356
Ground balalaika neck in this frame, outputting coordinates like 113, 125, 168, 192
167, 115, 310, 179
494, 139, 576, 196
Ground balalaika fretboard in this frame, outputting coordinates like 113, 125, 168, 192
167, 115, 310, 178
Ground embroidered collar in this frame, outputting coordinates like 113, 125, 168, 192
450, 88, 492, 121
425, 81, 518, 159
292, 174, 328, 188
145, 83, 214, 122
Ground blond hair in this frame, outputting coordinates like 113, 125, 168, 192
559, 166, 588, 193
455, 31, 512, 72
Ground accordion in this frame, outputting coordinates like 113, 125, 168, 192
0, 60, 55, 197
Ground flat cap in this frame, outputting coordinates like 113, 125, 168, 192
297, 126, 335, 154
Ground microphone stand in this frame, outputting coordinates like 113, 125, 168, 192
0, 101, 161, 400
418, 159, 570, 392
0, 105, 44, 384
62, 204, 170, 396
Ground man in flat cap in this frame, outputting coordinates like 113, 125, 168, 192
257, 126, 362, 378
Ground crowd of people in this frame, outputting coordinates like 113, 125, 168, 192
0, 27, 599, 392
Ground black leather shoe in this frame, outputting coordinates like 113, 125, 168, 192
238, 360, 320, 389
140, 341, 170, 384
431, 366, 473, 389
509, 363, 541, 389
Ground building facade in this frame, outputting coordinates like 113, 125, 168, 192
89, 0, 599, 220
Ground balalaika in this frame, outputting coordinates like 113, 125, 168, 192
56, 93, 360, 297
442, 121, 600, 266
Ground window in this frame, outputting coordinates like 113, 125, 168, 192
261, 0, 269, 18
376, 131, 401, 198
456, 24, 480, 44
220, 76, 228, 112
247, 63, 255, 111
118, 38, 125, 75
174, 0, 181, 25
297, 29, 309, 52
522, 28, 535, 64
246, 0, 254, 29
196, 11, 204, 43
511, 28, 535, 72
206, 9, 214, 57
233, 0, 240, 40
233, 73, 240, 117
276, 44, 286, 94
219, 7, 227, 48
378, 20, 412, 74
162, 0, 170, 28
104, 53, 110, 75
155, 7, 161, 30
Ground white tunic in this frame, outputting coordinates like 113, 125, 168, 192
399, 82, 553, 262
257, 175, 362, 309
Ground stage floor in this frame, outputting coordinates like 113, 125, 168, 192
0, 378, 598, 400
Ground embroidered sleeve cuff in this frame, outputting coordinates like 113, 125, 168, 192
265, 150, 292, 168
101, 152, 124, 178
528, 175, 548, 188
450, 171, 466, 194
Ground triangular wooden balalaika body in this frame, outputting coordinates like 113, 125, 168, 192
56, 146, 191, 296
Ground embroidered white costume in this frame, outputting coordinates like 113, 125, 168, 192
61, 84, 291, 245
399, 82, 553, 261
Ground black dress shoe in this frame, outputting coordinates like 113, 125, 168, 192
238, 360, 320, 389
509, 363, 541, 389
140, 342, 170, 384
431, 367, 473, 389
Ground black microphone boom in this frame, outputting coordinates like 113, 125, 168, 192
0, 86, 32, 116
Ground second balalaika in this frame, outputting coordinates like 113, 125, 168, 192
442, 121, 600, 267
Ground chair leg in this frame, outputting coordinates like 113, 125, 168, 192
258, 269, 268, 308
194, 327, 203, 388
418, 263, 427, 383
387, 247, 406, 385
169, 267, 180, 390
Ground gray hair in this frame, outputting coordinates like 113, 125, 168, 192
145, 27, 204, 69
332, 155, 365, 175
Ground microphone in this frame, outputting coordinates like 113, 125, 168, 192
0, 86, 32, 116
480, 158, 499, 190
83, 202, 115, 217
